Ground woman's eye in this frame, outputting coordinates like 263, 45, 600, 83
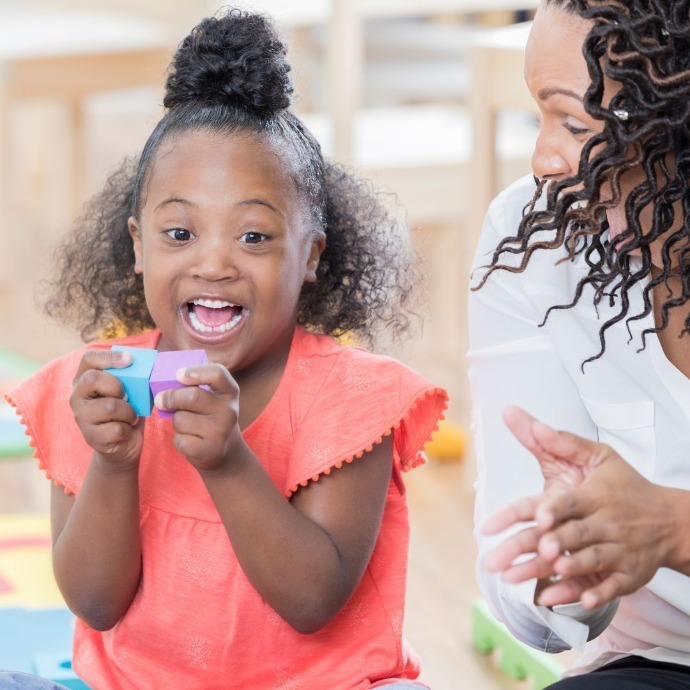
239, 231, 267, 244
564, 121, 590, 137
165, 228, 193, 242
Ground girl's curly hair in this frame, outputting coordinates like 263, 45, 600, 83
473, 0, 690, 365
43, 9, 419, 348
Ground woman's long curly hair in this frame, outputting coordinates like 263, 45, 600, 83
43, 9, 419, 348
473, 0, 690, 364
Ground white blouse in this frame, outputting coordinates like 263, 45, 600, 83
468, 174, 690, 675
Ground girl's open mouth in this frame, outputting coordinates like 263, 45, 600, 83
186, 298, 243, 335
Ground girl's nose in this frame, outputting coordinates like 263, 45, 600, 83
192, 238, 239, 281
531, 133, 571, 182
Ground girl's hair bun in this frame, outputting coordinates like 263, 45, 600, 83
164, 8, 293, 115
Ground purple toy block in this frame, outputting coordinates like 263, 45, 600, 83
150, 349, 209, 418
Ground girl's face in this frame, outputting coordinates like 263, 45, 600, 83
526, 3, 671, 264
129, 130, 324, 377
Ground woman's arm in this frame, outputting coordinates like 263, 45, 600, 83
468, 179, 609, 651
155, 365, 392, 634
52, 349, 144, 631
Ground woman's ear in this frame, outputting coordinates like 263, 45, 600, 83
303, 233, 326, 283
128, 217, 143, 275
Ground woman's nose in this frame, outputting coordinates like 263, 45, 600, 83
531, 131, 572, 181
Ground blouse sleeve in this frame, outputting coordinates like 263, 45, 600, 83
468, 179, 617, 653
284, 347, 448, 497
5, 349, 93, 495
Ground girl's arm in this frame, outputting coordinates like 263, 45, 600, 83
52, 350, 144, 631
156, 367, 392, 634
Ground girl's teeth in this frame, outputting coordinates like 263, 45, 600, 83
192, 298, 233, 309
188, 309, 242, 334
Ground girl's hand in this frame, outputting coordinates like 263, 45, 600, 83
153, 363, 242, 472
484, 407, 676, 609
70, 349, 143, 467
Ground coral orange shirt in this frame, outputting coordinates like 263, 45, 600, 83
8, 327, 448, 690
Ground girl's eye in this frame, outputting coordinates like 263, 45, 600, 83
165, 228, 193, 242
239, 231, 267, 244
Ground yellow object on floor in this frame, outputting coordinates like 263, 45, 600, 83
0, 513, 64, 609
425, 419, 466, 461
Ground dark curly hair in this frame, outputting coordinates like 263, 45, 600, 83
473, 0, 690, 365
43, 9, 419, 347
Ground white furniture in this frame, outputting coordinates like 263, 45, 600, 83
0, 8, 172, 286
469, 20, 535, 240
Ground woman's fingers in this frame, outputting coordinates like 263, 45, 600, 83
485, 524, 542, 572
482, 495, 541, 535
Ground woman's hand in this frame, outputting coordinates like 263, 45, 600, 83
70, 349, 143, 468
153, 363, 243, 472
483, 406, 679, 609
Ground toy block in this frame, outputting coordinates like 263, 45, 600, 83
471, 597, 564, 689
32, 654, 90, 689
0, 608, 75, 675
105, 346, 157, 417
150, 349, 209, 418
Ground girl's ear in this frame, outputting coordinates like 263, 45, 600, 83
128, 217, 143, 275
303, 233, 326, 283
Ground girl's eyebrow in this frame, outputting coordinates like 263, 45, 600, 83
237, 198, 284, 218
153, 197, 283, 218
538, 87, 584, 103
154, 196, 195, 212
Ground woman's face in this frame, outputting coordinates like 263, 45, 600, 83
525, 4, 600, 185
526, 3, 683, 268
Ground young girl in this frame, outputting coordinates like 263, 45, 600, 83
6, 10, 447, 690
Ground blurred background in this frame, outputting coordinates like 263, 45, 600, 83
0, 1, 549, 688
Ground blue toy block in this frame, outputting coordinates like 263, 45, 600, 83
150, 349, 209, 418
32, 654, 89, 689
105, 346, 157, 417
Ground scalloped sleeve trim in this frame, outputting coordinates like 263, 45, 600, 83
285, 386, 448, 498
4, 390, 76, 495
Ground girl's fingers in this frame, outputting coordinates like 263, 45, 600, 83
482, 495, 541, 535
155, 364, 237, 414
81, 396, 139, 427
175, 363, 234, 393
75, 370, 123, 398
74, 349, 133, 380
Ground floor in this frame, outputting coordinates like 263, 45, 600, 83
0, 12, 556, 689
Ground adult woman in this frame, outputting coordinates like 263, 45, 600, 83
469, 0, 690, 687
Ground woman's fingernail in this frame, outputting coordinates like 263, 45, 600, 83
154, 393, 166, 409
